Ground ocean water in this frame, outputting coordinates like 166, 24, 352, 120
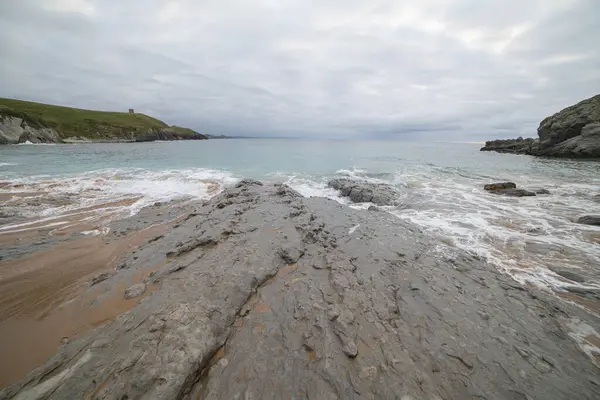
1, 139, 599, 293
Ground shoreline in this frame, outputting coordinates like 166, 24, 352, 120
1, 180, 599, 398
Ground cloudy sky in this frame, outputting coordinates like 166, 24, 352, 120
1, 0, 598, 139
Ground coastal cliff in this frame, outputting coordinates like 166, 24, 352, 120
481, 94, 600, 158
0, 98, 208, 144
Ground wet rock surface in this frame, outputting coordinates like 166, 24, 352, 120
578, 215, 600, 226
328, 178, 400, 205
1, 181, 599, 400
484, 182, 537, 197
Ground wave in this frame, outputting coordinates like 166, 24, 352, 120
286, 167, 600, 294
15, 141, 56, 146
0, 162, 17, 167
0, 167, 240, 236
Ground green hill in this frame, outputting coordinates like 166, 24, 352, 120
0, 98, 207, 142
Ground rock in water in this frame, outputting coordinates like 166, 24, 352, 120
490, 188, 536, 197
2, 181, 600, 400
484, 182, 536, 197
577, 215, 600, 226
484, 182, 517, 191
481, 94, 600, 158
328, 178, 399, 205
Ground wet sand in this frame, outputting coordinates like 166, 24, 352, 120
0, 210, 181, 388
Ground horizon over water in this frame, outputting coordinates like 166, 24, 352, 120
1, 139, 599, 296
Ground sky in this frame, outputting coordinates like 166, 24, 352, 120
0, 0, 599, 139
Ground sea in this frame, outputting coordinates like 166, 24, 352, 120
1, 139, 599, 294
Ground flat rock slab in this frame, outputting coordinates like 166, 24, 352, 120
328, 178, 400, 205
578, 215, 600, 226
2, 181, 599, 400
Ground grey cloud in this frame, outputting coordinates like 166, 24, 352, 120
0, 0, 598, 139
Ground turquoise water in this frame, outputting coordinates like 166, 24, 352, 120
1, 140, 599, 290
2, 139, 596, 180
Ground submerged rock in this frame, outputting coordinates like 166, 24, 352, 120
490, 188, 536, 197
328, 178, 399, 205
2, 182, 600, 400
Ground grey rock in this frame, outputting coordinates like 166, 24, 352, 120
90, 272, 111, 287
484, 182, 517, 190
2, 182, 600, 400
0, 115, 60, 144
235, 179, 263, 188
481, 94, 600, 158
328, 178, 400, 205
484, 182, 537, 197
124, 283, 146, 299
548, 267, 586, 283
489, 188, 537, 197
535, 189, 551, 195
577, 215, 600, 226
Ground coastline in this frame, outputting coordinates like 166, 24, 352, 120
1, 180, 599, 399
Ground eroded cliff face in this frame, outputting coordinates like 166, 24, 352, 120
481, 94, 600, 158
0, 116, 61, 144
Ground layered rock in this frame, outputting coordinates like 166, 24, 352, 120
0, 116, 60, 144
481, 94, 600, 158
1, 181, 599, 399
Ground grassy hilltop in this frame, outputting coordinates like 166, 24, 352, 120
0, 98, 206, 141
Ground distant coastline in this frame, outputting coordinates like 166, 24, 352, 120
0, 98, 209, 145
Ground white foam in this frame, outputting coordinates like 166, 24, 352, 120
0, 162, 17, 167
284, 167, 600, 293
1, 167, 238, 231
15, 141, 55, 146
349, 224, 360, 234
284, 176, 348, 202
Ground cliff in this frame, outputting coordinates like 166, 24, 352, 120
481, 94, 600, 158
0, 98, 208, 144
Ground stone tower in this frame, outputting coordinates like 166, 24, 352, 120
128, 108, 135, 114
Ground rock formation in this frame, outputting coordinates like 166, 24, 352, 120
481, 94, 600, 158
1, 181, 599, 399
0, 115, 60, 144
328, 178, 401, 205
483, 182, 537, 197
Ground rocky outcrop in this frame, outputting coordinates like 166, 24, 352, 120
480, 137, 538, 155
1, 181, 599, 399
133, 128, 208, 142
0, 116, 61, 144
481, 94, 600, 158
577, 215, 600, 226
328, 178, 400, 205
484, 182, 537, 197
